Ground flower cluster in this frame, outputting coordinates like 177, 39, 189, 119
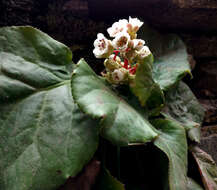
93, 17, 151, 85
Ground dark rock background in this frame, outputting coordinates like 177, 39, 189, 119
0, 0, 217, 188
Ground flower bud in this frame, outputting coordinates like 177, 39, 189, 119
104, 54, 121, 71
136, 46, 151, 60
127, 17, 143, 39
111, 68, 128, 84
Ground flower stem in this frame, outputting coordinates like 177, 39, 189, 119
124, 59, 129, 69
113, 50, 119, 61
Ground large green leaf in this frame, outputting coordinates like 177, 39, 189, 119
71, 59, 158, 146
129, 53, 164, 110
152, 119, 188, 190
138, 25, 191, 91
162, 81, 205, 142
0, 26, 99, 190
190, 146, 217, 190
95, 168, 125, 190
130, 54, 164, 114
0, 26, 73, 101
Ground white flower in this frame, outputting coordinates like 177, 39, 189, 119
137, 46, 151, 59
93, 33, 112, 58
112, 32, 130, 51
112, 69, 125, 82
128, 16, 143, 33
107, 19, 128, 37
132, 39, 145, 51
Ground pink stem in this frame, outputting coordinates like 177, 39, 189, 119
124, 59, 129, 69
125, 47, 131, 52
129, 64, 138, 74
113, 50, 119, 61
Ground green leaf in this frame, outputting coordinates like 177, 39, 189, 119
71, 59, 158, 146
152, 119, 188, 190
0, 26, 73, 102
95, 168, 125, 190
0, 26, 99, 190
190, 146, 217, 190
187, 178, 204, 190
139, 25, 191, 91
129, 53, 165, 110
162, 81, 205, 142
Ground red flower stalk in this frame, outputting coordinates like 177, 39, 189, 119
125, 47, 131, 52
124, 59, 129, 69
129, 64, 138, 74
113, 50, 120, 61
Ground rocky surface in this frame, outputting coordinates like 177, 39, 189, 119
188, 58, 217, 164
188, 60, 217, 126
201, 125, 217, 165
202, 125, 217, 137
181, 35, 217, 58
0, 0, 108, 46
194, 61, 217, 97
200, 99, 217, 125
88, 0, 217, 32
200, 134, 217, 164
0, 0, 35, 26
